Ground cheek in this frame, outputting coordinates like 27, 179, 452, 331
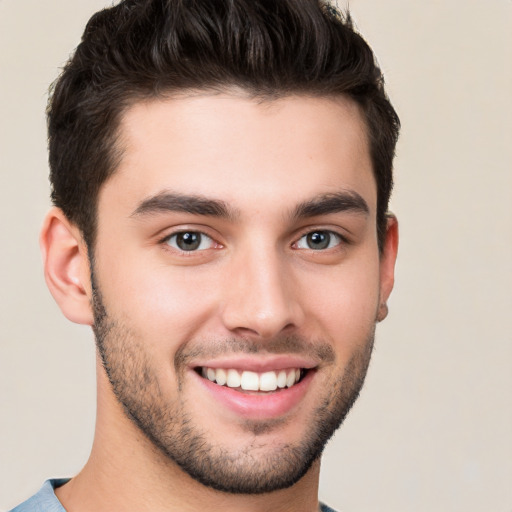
96, 252, 222, 352
299, 256, 381, 351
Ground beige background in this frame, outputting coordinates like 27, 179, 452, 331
1, 0, 511, 510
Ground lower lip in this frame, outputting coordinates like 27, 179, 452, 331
192, 370, 315, 420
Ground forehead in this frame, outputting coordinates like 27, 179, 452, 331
101, 93, 375, 217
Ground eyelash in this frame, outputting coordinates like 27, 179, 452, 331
158, 228, 349, 254
293, 229, 348, 251
160, 230, 219, 253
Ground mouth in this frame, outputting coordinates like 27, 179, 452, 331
191, 362, 317, 419
195, 366, 308, 393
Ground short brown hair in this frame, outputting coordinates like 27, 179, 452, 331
48, 0, 400, 250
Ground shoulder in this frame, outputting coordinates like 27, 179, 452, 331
8, 479, 69, 512
320, 503, 339, 512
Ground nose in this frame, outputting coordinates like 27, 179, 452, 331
220, 247, 304, 339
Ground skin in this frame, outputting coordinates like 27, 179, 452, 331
41, 93, 398, 512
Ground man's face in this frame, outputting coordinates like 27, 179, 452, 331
90, 94, 394, 493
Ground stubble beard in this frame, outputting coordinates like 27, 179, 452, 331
91, 273, 375, 495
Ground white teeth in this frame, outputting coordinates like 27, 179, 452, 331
277, 370, 287, 388
226, 369, 241, 388
260, 371, 278, 391
215, 368, 227, 386
201, 367, 303, 391
241, 371, 259, 391
286, 370, 296, 388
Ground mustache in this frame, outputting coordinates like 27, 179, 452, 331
174, 335, 336, 370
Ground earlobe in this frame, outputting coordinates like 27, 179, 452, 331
40, 208, 94, 325
377, 214, 399, 322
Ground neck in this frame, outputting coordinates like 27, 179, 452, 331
56, 360, 321, 512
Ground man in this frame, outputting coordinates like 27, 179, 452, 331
11, 0, 399, 511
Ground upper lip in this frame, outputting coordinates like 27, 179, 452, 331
191, 355, 318, 373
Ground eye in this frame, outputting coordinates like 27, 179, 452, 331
165, 231, 216, 252
295, 230, 343, 250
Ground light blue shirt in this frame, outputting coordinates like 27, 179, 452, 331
9, 480, 68, 512
10, 479, 338, 511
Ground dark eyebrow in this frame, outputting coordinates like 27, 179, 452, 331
292, 191, 369, 219
131, 192, 239, 219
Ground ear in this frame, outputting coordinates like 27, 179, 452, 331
40, 208, 94, 325
377, 214, 399, 322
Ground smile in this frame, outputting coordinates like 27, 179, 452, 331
199, 367, 305, 392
